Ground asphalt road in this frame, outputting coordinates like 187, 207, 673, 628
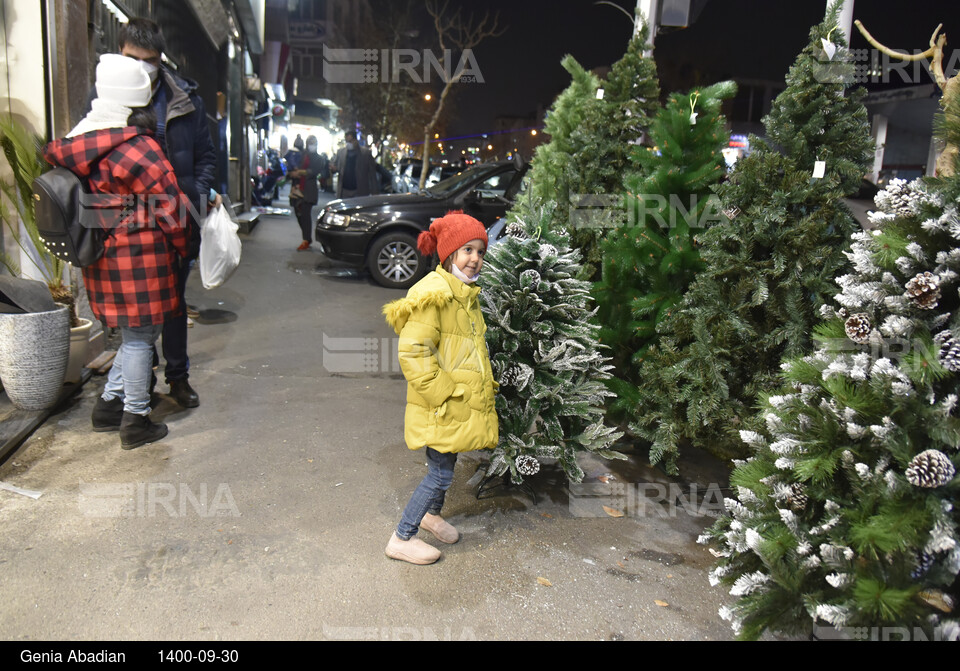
0, 194, 737, 641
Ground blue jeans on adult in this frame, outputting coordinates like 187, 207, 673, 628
162, 256, 191, 382
103, 324, 163, 415
397, 447, 458, 540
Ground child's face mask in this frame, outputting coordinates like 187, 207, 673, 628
451, 263, 479, 284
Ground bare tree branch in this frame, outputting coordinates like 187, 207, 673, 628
855, 20, 957, 177
418, 0, 507, 188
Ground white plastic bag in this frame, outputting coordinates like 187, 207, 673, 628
199, 204, 242, 289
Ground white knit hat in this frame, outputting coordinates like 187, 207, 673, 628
95, 54, 152, 107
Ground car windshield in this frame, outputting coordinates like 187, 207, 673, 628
423, 163, 495, 198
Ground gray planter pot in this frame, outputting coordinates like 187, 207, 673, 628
0, 305, 70, 411
65, 318, 93, 384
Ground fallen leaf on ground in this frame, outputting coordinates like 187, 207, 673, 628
537, 577, 552, 587
918, 590, 953, 613
654, 600, 669, 607
603, 505, 625, 518
541, 513, 553, 518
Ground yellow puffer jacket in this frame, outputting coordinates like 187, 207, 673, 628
383, 266, 499, 454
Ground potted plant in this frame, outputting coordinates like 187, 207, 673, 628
0, 116, 78, 408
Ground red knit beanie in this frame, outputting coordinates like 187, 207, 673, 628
417, 210, 488, 265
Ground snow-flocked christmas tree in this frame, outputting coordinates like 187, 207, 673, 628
701, 53, 960, 638
480, 202, 624, 484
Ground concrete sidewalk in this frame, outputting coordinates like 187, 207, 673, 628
0, 204, 736, 641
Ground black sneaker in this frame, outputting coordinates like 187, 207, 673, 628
91, 396, 123, 432
119, 412, 168, 450
168, 378, 199, 408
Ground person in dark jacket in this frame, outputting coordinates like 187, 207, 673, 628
291, 135, 323, 250
92, 17, 219, 409
334, 130, 380, 199
46, 54, 189, 449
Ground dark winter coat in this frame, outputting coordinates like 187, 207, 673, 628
87, 67, 217, 257
43, 127, 189, 328
299, 150, 325, 204
335, 144, 380, 198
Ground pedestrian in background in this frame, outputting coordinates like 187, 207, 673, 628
381, 211, 498, 565
290, 135, 323, 250
46, 54, 189, 449
90, 17, 219, 409
334, 130, 379, 199
317, 151, 331, 193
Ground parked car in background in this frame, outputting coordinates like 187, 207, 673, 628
425, 164, 461, 190
315, 158, 527, 288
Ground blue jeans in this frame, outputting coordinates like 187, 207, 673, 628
397, 448, 458, 540
103, 324, 163, 415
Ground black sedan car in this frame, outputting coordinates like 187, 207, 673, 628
315, 159, 527, 288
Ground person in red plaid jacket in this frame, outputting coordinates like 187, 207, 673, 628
44, 54, 189, 449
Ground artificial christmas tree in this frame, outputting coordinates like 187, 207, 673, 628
702, 174, 960, 641
701, 15, 960, 640
594, 80, 735, 423
480, 202, 624, 484
567, 22, 661, 279
511, 19, 660, 280
629, 3, 875, 473
520, 56, 600, 222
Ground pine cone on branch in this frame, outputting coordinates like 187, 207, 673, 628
905, 449, 956, 488
905, 272, 940, 310
505, 222, 528, 239
934, 331, 960, 372
786, 483, 808, 511
844, 313, 872, 344
516, 454, 541, 476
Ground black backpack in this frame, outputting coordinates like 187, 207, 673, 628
32, 167, 104, 267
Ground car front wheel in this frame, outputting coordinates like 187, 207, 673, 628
367, 232, 427, 289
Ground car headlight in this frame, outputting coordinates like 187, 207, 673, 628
324, 212, 351, 227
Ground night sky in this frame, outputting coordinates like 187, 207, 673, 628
441, 0, 955, 136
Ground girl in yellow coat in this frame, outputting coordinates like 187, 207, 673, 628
382, 211, 498, 565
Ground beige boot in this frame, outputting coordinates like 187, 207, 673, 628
385, 532, 441, 565
420, 512, 459, 544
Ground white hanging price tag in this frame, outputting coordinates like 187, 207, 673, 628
812, 161, 826, 179
596, 88, 605, 100
689, 112, 698, 125
820, 38, 837, 61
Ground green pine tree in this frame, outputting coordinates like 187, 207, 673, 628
567, 21, 660, 278
521, 55, 600, 218
512, 19, 660, 280
630, 2, 875, 473
480, 203, 624, 484
595, 81, 735, 423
